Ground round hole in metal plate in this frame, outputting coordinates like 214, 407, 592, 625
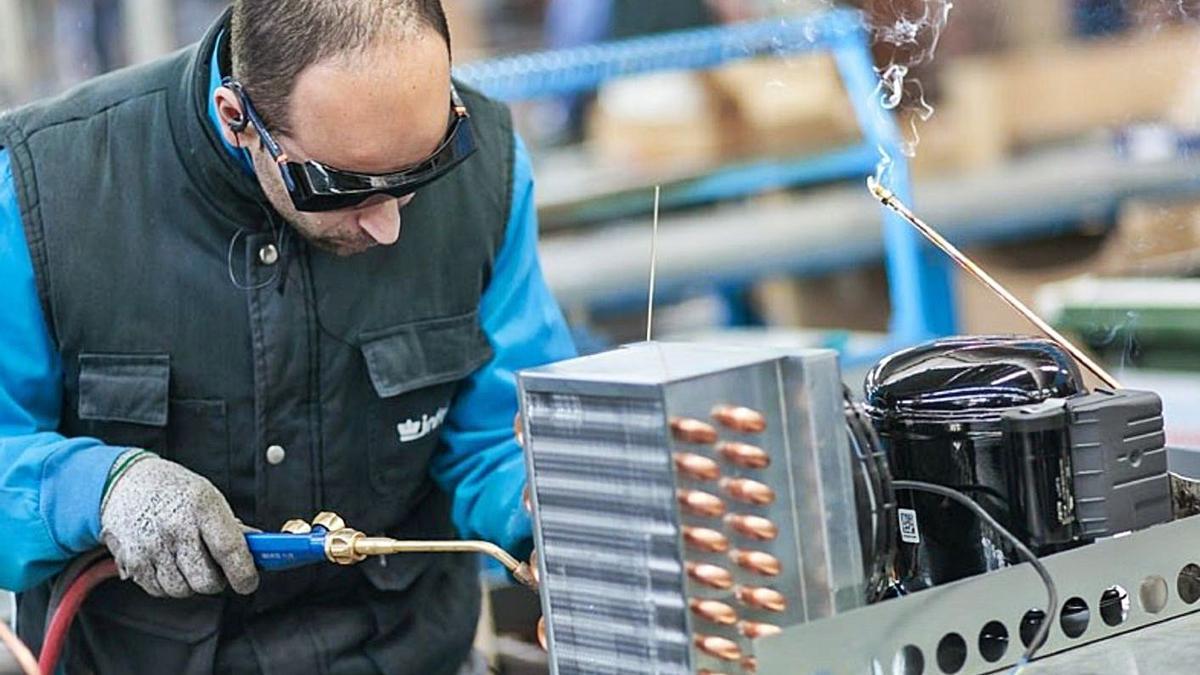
978, 620, 1009, 663
892, 645, 925, 675
1060, 596, 1090, 639
1140, 575, 1170, 614
1179, 564, 1200, 605
935, 633, 967, 673
1100, 585, 1130, 627
1018, 609, 1047, 648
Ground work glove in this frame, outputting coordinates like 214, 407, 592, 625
99, 450, 260, 598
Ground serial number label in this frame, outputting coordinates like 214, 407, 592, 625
898, 508, 921, 544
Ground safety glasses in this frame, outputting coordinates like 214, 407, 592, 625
223, 77, 477, 212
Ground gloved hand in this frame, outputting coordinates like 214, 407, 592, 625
99, 451, 260, 598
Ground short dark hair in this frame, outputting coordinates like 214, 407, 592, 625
230, 0, 451, 133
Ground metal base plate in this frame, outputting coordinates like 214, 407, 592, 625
757, 515, 1200, 674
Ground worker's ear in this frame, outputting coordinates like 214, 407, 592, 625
213, 86, 253, 148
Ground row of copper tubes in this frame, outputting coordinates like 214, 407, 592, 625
674, 405, 784, 674
529, 404, 784, 674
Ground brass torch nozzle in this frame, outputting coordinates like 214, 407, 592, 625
336, 534, 540, 591
311, 514, 539, 592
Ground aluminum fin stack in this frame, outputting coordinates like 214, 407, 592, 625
519, 342, 864, 675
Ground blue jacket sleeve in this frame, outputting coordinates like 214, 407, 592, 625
0, 149, 127, 592
432, 134, 576, 555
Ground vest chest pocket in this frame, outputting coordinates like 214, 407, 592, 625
76, 354, 230, 494
359, 311, 494, 496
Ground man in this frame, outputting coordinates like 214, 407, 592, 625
0, 1, 574, 672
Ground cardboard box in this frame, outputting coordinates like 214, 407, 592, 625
959, 198, 1200, 335
586, 54, 858, 172
706, 55, 861, 158
587, 70, 730, 172
749, 197, 1200, 337
936, 26, 1198, 169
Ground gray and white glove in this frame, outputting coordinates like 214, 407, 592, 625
99, 451, 260, 598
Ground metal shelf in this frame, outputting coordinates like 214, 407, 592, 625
455, 9, 959, 346
535, 141, 1200, 365
454, 11, 864, 102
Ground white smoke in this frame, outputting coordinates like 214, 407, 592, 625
865, 0, 955, 184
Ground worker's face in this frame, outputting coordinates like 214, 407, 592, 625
242, 28, 452, 257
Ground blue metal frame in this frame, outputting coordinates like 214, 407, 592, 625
455, 9, 958, 350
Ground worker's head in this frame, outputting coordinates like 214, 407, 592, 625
213, 0, 464, 256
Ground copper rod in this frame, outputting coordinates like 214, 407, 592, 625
694, 635, 742, 661
683, 526, 731, 553
867, 177, 1121, 390
674, 452, 721, 481
687, 562, 735, 589
678, 489, 727, 517
529, 549, 541, 585
730, 549, 782, 577
725, 514, 778, 541
718, 442, 770, 469
736, 586, 787, 612
690, 598, 739, 625
739, 621, 783, 639
671, 418, 720, 445
711, 405, 767, 433
721, 478, 776, 506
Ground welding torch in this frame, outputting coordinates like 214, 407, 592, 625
30, 513, 538, 675
244, 511, 538, 586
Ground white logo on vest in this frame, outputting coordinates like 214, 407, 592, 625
396, 405, 450, 443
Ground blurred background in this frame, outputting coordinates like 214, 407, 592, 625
4, 0, 1200, 445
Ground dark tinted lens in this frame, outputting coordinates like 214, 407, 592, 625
285, 116, 476, 213
291, 186, 410, 213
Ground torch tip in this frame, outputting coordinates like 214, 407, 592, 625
866, 176, 892, 203
512, 562, 539, 591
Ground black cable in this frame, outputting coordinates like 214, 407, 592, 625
891, 479, 1058, 668
843, 387, 897, 601
226, 200, 359, 350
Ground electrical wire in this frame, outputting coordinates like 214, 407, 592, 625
891, 479, 1058, 670
843, 387, 897, 601
225, 200, 360, 350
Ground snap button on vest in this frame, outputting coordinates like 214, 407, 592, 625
258, 244, 279, 266
266, 444, 286, 465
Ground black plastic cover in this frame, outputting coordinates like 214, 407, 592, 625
1067, 389, 1171, 537
865, 336, 1085, 420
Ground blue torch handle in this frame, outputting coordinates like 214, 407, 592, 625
245, 527, 329, 571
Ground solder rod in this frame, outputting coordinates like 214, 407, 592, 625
867, 177, 1122, 390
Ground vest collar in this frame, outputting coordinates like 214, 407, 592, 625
169, 7, 270, 226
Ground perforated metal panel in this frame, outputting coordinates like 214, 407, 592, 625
755, 515, 1200, 674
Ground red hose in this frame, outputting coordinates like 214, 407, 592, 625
37, 558, 119, 675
